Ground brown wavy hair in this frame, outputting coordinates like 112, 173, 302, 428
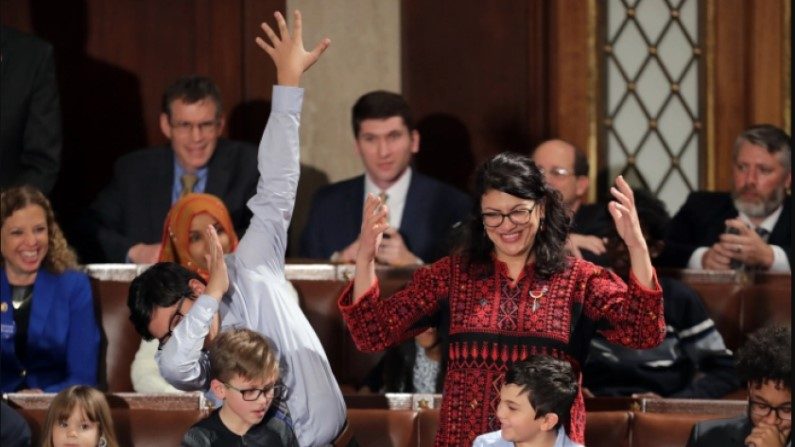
1, 185, 78, 273
41, 385, 120, 447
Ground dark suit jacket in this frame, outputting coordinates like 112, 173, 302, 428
1, 269, 100, 392
658, 191, 792, 268
0, 26, 61, 194
299, 172, 472, 263
86, 139, 258, 262
686, 416, 756, 447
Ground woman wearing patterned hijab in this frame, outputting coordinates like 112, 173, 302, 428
159, 193, 239, 280
132, 193, 238, 392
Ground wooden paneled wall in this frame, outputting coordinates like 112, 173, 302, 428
2, 0, 787, 215
1, 0, 283, 228
709, 0, 790, 191
401, 0, 551, 194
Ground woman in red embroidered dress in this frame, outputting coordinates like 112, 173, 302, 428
338, 152, 665, 446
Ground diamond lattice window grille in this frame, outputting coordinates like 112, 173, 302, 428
602, 0, 704, 214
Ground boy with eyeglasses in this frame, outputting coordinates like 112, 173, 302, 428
687, 325, 791, 447
127, 11, 351, 446
182, 328, 297, 446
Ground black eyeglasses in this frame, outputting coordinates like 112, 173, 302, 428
481, 203, 538, 228
224, 382, 286, 401
537, 166, 575, 178
157, 295, 196, 350
749, 400, 792, 421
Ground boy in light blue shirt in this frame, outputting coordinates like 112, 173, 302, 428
473, 355, 584, 447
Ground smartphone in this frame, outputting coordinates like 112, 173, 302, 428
724, 225, 742, 269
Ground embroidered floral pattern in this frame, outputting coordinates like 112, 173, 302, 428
339, 256, 664, 446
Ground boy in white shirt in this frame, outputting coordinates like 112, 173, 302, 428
473, 355, 584, 447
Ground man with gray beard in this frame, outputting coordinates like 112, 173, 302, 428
658, 124, 791, 272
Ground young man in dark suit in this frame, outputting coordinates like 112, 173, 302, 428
87, 76, 259, 263
687, 325, 791, 447
300, 91, 471, 266
659, 125, 791, 272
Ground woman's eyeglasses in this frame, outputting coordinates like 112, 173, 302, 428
481, 203, 537, 228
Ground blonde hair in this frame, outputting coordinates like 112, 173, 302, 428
209, 328, 279, 384
41, 385, 119, 447
1, 185, 78, 273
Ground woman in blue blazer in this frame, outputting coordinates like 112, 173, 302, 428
1, 186, 100, 392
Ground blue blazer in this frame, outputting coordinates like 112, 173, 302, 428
1, 268, 100, 392
299, 172, 472, 263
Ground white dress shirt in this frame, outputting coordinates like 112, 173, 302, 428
156, 86, 346, 446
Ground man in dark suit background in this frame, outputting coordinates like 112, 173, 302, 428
531, 139, 610, 265
86, 75, 258, 263
687, 325, 791, 447
0, 26, 62, 195
300, 90, 471, 266
659, 124, 791, 272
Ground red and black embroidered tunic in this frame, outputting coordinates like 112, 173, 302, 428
338, 255, 664, 446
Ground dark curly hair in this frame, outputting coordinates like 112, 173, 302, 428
736, 325, 791, 389
455, 152, 569, 278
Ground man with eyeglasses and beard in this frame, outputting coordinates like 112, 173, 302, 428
658, 124, 791, 272
687, 325, 791, 447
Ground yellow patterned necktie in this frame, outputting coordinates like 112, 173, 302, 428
180, 174, 198, 198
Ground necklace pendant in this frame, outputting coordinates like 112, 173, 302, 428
528, 285, 548, 312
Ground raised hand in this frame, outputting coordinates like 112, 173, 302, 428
608, 176, 654, 288
352, 193, 390, 301
607, 176, 645, 250
357, 193, 390, 263
203, 224, 229, 300
255, 10, 330, 86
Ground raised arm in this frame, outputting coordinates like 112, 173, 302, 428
255, 10, 330, 87
353, 193, 391, 300
608, 176, 654, 288
235, 10, 329, 271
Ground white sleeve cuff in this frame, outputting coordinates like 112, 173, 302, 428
767, 245, 791, 273
688, 247, 709, 269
